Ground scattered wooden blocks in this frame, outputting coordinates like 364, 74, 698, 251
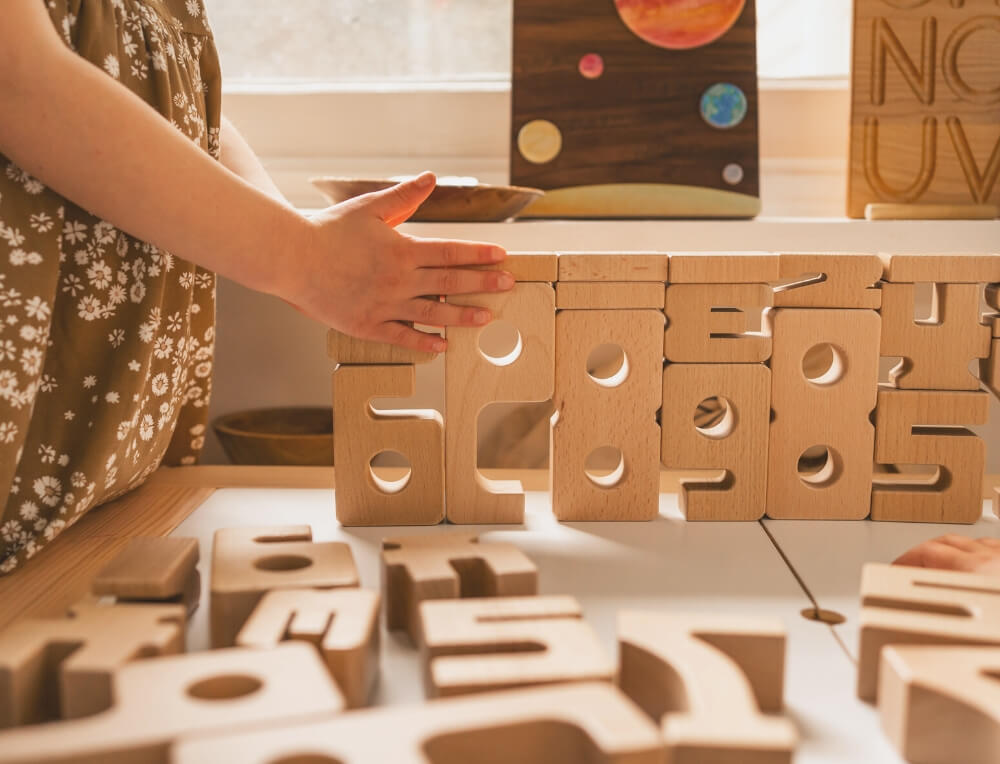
381, 533, 538, 644
664, 283, 773, 363
0, 644, 343, 764
210, 525, 359, 648
418, 596, 613, 698
773, 254, 883, 309
618, 611, 796, 763
326, 328, 437, 365
857, 563, 1000, 702
236, 588, 380, 709
0, 599, 184, 726
557, 253, 668, 282
92, 536, 200, 616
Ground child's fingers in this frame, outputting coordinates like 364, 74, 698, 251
414, 268, 514, 297
401, 298, 492, 328
928, 534, 982, 553
409, 238, 506, 268
362, 172, 437, 225
893, 540, 974, 571
371, 321, 446, 354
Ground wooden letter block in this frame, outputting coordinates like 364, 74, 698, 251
661, 364, 770, 521
236, 588, 380, 709
872, 388, 989, 523
664, 284, 773, 363
382, 533, 538, 644
667, 253, 780, 284
618, 611, 796, 763
880, 254, 1000, 284
92, 537, 200, 615
879, 646, 1000, 764
857, 563, 1000, 702
556, 282, 665, 310
0, 644, 343, 764
174, 682, 665, 764
880, 282, 991, 390
773, 254, 883, 309
767, 309, 881, 519
551, 310, 663, 521
332, 364, 445, 526
445, 283, 555, 524
0, 599, 184, 727
211, 525, 359, 648
558, 253, 669, 282
326, 328, 437, 365
419, 596, 613, 698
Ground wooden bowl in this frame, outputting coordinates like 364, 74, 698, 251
212, 407, 333, 466
310, 177, 544, 222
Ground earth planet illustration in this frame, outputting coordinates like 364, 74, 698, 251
700, 83, 747, 128
614, 0, 746, 49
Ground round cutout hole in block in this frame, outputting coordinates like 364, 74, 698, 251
187, 674, 263, 701
254, 555, 313, 572
585, 446, 626, 488
478, 320, 523, 367
797, 446, 842, 488
586, 344, 629, 388
694, 396, 736, 440
802, 343, 847, 386
800, 607, 847, 626
369, 450, 412, 494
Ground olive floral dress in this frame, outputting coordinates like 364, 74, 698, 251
0, 0, 220, 574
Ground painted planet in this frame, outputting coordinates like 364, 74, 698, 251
614, 0, 746, 50
700, 83, 747, 129
579, 53, 605, 79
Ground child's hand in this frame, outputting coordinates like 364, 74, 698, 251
286, 172, 513, 353
893, 535, 1000, 576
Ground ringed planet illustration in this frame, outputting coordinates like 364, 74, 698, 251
614, 0, 746, 50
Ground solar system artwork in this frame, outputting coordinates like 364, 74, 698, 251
511, 0, 760, 218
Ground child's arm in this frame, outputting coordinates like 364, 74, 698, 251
894, 535, 1000, 576
0, 2, 511, 352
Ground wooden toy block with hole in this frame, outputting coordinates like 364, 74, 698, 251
326, 328, 437, 365
872, 388, 989, 523
0, 599, 184, 727
418, 596, 613, 698
555, 282, 664, 310
382, 532, 538, 645
173, 681, 665, 764
880, 282, 991, 390
766, 309, 881, 519
857, 563, 1000, 702
236, 588, 379, 709
664, 283, 773, 363
445, 283, 554, 524
333, 364, 444, 526
773, 254, 883, 309
982, 336, 1000, 399
879, 255, 1000, 284
0, 643, 343, 764
92, 537, 200, 616
558, 253, 669, 282
211, 525, 359, 648
878, 645, 1000, 764
667, 253, 780, 284
469, 252, 559, 282
618, 611, 796, 764
661, 364, 770, 521
551, 310, 663, 521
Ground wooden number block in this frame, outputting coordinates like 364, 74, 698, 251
326, 329, 437, 365
660, 364, 770, 521
92, 537, 200, 615
880, 282, 991, 390
767, 309, 881, 519
872, 388, 989, 523
982, 337, 1000, 399
664, 284, 773, 363
618, 611, 796, 763
211, 525, 359, 648
470, 253, 559, 282
419, 596, 613, 698
880, 254, 1000, 284
773, 254, 883, 309
857, 563, 1000, 702
332, 364, 444, 526
848, 0, 1000, 217
445, 283, 555, 524
382, 533, 538, 644
551, 310, 663, 521
0, 599, 184, 727
556, 282, 665, 310
174, 682, 664, 764
236, 588, 379, 709
668, 253, 780, 284
0, 643, 343, 764
558, 254, 669, 283
879, 646, 1000, 764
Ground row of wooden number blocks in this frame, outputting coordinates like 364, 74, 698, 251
329, 252, 1000, 525
1, 531, 998, 763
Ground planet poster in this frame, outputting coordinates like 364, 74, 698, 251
511, 0, 760, 218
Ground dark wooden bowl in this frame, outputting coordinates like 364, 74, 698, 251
310, 177, 544, 222
212, 407, 333, 466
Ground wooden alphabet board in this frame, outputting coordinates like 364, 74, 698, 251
418, 596, 613, 698
664, 283, 772, 363
91, 537, 200, 615
847, 1, 1000, 218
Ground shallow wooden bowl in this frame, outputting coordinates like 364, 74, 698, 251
310, 177, 544, 222
212, 407, 333, 466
